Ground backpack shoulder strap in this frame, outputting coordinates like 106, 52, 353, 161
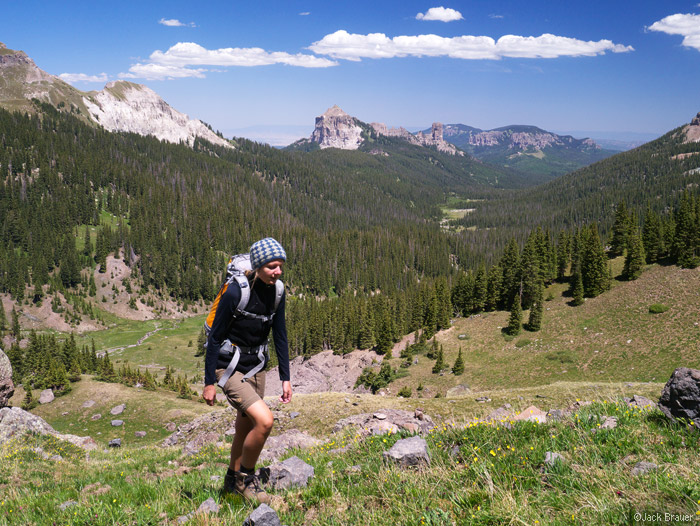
233, 275, 250, 315
273, 280, 284, 312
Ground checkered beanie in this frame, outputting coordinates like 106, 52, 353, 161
249, 238, 287, 270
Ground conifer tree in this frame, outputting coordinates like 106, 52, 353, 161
21, 380, 37, 410
472, 265, 487, 313
642, 206, 662, 263
485, 264, 502, 312
571, 267, 584, 306
609, 200, 631, 257
432, 346, 445, 374
506, 296, 522, 336
581, 224, 610, 297
622, 225, 646, 280
452, 346, 465, 375
68, 356, 82, 382
143, 369, 157, 391
358, 301, 376, 350
556, 231, 570, 281
0, 301, 7, 334
427, 337, 439, 359
500, 238, 520, 310
527, 280, 544, 331
11, 308, 21, 341
195, 328, 207, 357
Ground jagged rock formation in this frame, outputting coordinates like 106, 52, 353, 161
0, 42, 232, 149
308, 105, 364, 150
0, 349, 13, 407
371, 121, 464, 156
0, 406, 97, 449
264, 349, 382, 396
442, 124, 600, 151
683, 112, 700, 143
83, 81, 232, 149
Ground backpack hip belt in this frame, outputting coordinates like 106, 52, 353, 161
217, 340, 269, 388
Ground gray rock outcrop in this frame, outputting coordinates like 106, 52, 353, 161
258, 429, 322, 462
0, 349, 13, 407
243, 504, 282, 526
658, 367, 700, 426
265, 349, 381, 396
333, 409, 435, 436
0, 406, 97, 450
110, 404, 125, 415
310, 106, 363, 150
39, 389, 54, 404
383, 436, 430, 467
258, 455, 315, 490
631, 461, 658, 476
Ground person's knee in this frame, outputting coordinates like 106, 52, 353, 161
256, 413, 274, 435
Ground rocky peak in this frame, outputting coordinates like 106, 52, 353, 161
309, 105, 363, 150
83, 81, 232, 149
684, 112, 700, 143
371, 121, 463, 156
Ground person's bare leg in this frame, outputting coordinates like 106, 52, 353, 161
229, 400, 274, 471
229, 409, 254, 471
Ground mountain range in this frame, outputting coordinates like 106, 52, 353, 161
0, 42, 231, 149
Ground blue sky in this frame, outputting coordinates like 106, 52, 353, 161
2, 1, 699, 145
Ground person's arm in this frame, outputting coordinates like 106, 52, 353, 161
203, 284, 240, 405
271, 293, 292, 403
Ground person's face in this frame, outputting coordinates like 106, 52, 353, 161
256, 259, 284, 285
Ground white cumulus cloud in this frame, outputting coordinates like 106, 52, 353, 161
648, 13, 700, 51
159, 18, 196, 27
148, 42, 337, 68
309, 30, 633, 61
299, 12, 310, 16
59, 72, 109, 84
416, 7, 463, 22
120, 63, 207, 81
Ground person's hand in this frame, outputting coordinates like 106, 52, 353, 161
202, 384, 217, 406
279, 381, 292, 404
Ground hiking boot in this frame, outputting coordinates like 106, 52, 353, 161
223, 471, 270, 504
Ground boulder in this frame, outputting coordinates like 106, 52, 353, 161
108, 438, 121, 448
134, 431, 147, 438
600, 416, 618, 429
383, 436, 430, 467
513, 406, 547, 424
82, 400, 96, 408
486, 404, 513, 422
0, 406, 96, 450
243, 504, 282, 526
39, 389, 54, 404
91, 414, 102, 420
627, 395, 657, 410
658, 368, 700, 426
110, 404, 126, 415
333, 409, 435, 436
258, 455, 314, 490
369, 421, 399, 436
0, 349, 14, 408
111, 420, 124, 427
258, 429, 323, 462
197, 497, 219, 514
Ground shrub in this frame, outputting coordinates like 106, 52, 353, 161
398, 386, 412, 398
648, 304, 669, 314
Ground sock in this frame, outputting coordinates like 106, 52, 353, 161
240, 464, 255, 476
226, 467, 237, 478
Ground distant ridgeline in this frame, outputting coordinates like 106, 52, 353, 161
0, 103, 699, 359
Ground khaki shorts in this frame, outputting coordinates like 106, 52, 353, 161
215, 369, 266, 413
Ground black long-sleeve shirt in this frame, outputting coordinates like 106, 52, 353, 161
204, 277, 290, 386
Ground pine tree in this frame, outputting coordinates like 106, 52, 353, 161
195, 328, 207, 357
571, 267, 584, 306
622, 226, 646, 280
609, 200, 631, 257
505, 297, 522, 336
452, 347, 465, 375
527, 280, 544, 331
642, 206, 662, 264
11, 308, 21, 341
0, 301, 7, 334
427, 337, 439, 359
21, 380, 37, 410
432, 346, 445, 374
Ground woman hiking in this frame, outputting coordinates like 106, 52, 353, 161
202, 237, 292, 504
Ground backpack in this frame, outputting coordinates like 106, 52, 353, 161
203, 253, 284, 342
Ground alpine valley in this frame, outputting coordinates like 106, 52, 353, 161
1, 41, 700, 525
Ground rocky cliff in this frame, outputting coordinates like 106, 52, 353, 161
0, 349, 13, 408
309, 105, 364, 150
83, 81, 232, 149
442, 124, 600, 152
0, 42, 232, 149
371, 122, 464, 156
683, 112, 700, 143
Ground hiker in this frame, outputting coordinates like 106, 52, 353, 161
202, 237, 292, 504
